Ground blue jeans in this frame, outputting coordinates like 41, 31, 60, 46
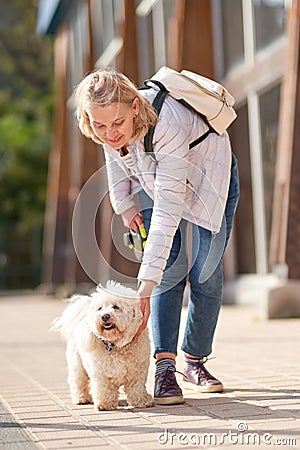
139, 153, 240, 358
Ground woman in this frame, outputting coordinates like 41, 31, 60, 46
75, 67, 240, 405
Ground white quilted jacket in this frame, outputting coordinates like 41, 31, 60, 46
103, 90, 232, 284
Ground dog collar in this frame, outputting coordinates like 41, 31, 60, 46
101, 339, 115, 353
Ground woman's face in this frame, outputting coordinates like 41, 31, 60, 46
88, 98, 139, 149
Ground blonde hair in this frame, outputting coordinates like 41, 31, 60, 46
75, 67, 157, 145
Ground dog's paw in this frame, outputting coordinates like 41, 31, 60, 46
72, 394, 93, 405
95, 402, 118, 411
77, 398, 93, 405
118, 399, 128, 407
130, 395, 154, 409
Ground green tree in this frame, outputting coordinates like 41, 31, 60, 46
0, 0, 53, 229
0, 0, 53, 288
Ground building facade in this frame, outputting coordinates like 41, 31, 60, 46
37, 0, 300, 314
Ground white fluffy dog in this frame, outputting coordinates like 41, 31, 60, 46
51, 281, 153, 411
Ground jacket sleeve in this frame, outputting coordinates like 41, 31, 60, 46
137, 121, 189, 285
103, 148, 136, 214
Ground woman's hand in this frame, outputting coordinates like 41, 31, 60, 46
121, 206, 144, 231
134, 280, 156, 339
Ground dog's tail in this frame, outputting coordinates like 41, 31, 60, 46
50, 294, 91, 338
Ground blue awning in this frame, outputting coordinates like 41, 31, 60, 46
37, 0, 74, 35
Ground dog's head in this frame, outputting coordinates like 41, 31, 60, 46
89, 282, 143, 348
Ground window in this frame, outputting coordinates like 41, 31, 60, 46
94, 0, 124, 68
220, 0, 244, 76
67, 1, 89, 90
136, 8, 155, 81
217, 0, 287, 78
214, 0, 287, 275
90, 0, 104, 61
259, 84, 281, 255
254, 0, 286, 52
229, 104, 256, 273
136, 0, 176, 82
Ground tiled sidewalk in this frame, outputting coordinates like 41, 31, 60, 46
0, 294, 299, 449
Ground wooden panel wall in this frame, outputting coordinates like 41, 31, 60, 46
170, 0, 215, 76
269, 0, 300, 277
42, 29, 70, 289
286, 0, 300, 278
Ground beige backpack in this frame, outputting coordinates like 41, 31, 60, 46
142, 66, 237, 155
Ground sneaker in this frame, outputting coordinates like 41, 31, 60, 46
154, 366, 184, 405
183, 358, 223, 393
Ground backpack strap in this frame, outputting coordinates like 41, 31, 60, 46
141, 79, 216, 158
189, 128, 215, 149
143, 80, 168, 155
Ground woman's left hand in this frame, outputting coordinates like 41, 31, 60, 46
134, 280, 155, 339
121, 206, 144, 231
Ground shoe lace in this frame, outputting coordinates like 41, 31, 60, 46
190, 357, 215, 381
156, 366, 184, 393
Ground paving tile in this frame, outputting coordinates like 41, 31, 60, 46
22, 418, 81, 432
1, 296, 300, 450
2, 400, 59, 408
16, 411, 76, 420
245, 418, 300, 431
31, 429, 97, 440
97, 424, 163, 438
115, 431, 165, 444
9, 406, 66, 415
80, 410, 145, 422
31, 436, 114, 449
